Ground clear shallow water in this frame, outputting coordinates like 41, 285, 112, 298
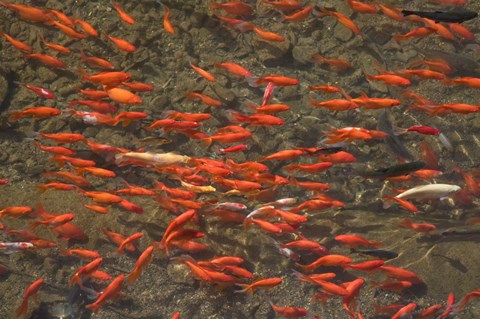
0, 0, 479, 318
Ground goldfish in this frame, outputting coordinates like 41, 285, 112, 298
49, 155, 95, 168
0, 206, 32, 218
1, 2, 52, 23
83, 204, 109, 214
126, 246, 154, 284
102, 228, 136, 252
227, 111, 284, 126
30, 213, 76, 230
253, 27, 285, 42
73, 18, 98, 36
60, 248, 101, 260
347, 0, 377, 14
374, 1, 404, 21
186, 92, 222, 106
86, 274, 125, 313
106, 34, 137, 52
209, 1, 253, 16
35, 182, 76, 193
383, 196, 419, 213
113, 112, 148, 127
163, 4, 175, 34
42, 171, 90, 187
38, 34, 70, 54
80, 70, 131, 86
392, 303, 416, 319
15, 278, 44, 317
121, 81, 154, 92
9, 106, 60, 122
400, 218, 436, 234
235, 278, 282, 294
283, 161, 333, 174
393, 27, 435, 42
78, 88, 109, 99
322, 127, 388, 144
349, 93, 401, 109
215, 15, 254, 32
47, 9, 72, 25
105, 87, 143, 105
269, 302, 309, 318
262, 0, 301, 11
284, 5, 313, 22
80, 50, 114, 70
310, 98, 359, 111
0, 31, 32, 52
112, 0, 135, 24
80, 191, 123, 205
51, 20, 86, 39
190, 61, 216, 82
24, 53, 66, 68
365, 72, 411, 86
277, 239, 328, 255
313, 54, 353, 73
69, 258, 103, 286
344, 260, 384, 272
316, 7, 361, 35
371, 280, 413, 292
214, 62, 252, 77
115, 232, 143, 254
256, 75, 298, 86
379, 265, 423, 284
296, 254, 352, 272
335, 234, 381, 249
75, 167, 116, 178
69, 99, 118, 113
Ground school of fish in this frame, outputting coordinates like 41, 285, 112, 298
0, 0, 480, 318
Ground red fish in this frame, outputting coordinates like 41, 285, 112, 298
86, 274, 125, 313
15, 278, 44, 317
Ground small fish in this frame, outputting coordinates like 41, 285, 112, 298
401, 9, 477, 24
352, 248, 399, 260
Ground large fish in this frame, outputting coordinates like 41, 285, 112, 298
395, 184, 461, 200
360, 161, 426, 179
401, 9, 478, 23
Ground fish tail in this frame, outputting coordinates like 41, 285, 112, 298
382, 196, 395, 209
126, 270, 139, 285
86, 302, 101, 314
245, 76, 260, 88
392, 125, 407, 136
201, 137, 212, 147
234, 283, 251, 294
371, 241, 382, 249
400, 218, 413, 228
15, 299, 28, 317
393, 34, 407, 42
8, 112, 22, 123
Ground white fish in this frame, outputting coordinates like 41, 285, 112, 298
115, 152, 190, 167
396, 184, 461, 200
0, 242, 34, 254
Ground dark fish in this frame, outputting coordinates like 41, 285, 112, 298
401, 9, 478, 24
377, 110, 414, 161
360, 161, 426, 179
352, 248, 399, 260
